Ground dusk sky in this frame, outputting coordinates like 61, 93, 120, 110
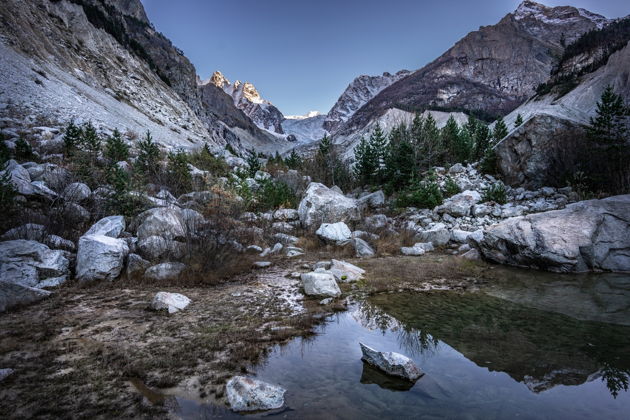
140, 0, 628, 116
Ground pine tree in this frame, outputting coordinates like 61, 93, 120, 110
104, 129, 130, 163
369, 123, 388, 183
586, 85, 630, 193
417, 113, 443, 170
14, 138, 34, 161
136, 130, 160, 175
106, 164, 133, 216
588, 85, 628, 145
441, 116, 460, 163
473, 123, 491, 161
493, 116, 509, 142
353, 136, 376, 186
0, 161, 16, 215
168, 149, 192, 194
81, 121, 101, 162
285, 149, 302, 169
384, 137, 415, 190
318, 135, 332, 158
514, 114, 524, 128
246, 150, 261, 177
63, 120, 82, 157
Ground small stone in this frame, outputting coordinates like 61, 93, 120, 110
319, 298, 333, 305
253, 261, 272, 269
360, 343, 423, 382
0, 368, 14, 382
150, 292, 190, 314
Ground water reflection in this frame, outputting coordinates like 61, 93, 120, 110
361, 289, 630, 398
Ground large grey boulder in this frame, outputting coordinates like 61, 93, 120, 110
298, 183, 361, 229
353, 238, 375, 258
316, 222, 352, 245
126, 253, 150, 277
136, 207, 186, 240
476, 195, 630, 272
301, 272, 341, 297
85, 215, 125, 238
2, 160, 33, 195
413, 223, 450, 246
0, 281, 51, 312
360, 343, 423, 382
76, 235, 129, 281
0, 240, 69, 288
436, 190, 481, 217
150, 291, 190, 313
358, 190, 385, 209
273, 208, 299, 221
62, 182, 91, 203
226, 376, 286, 412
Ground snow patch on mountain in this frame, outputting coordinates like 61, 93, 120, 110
513, 1, 608, 29
281, 113, 328, 145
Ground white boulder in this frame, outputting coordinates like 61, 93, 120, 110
360, 343, 423, 382
298, 182, 361, 229
76, 235, 129, 282
144, 262, 187, 281
316, 222, 352, 245
150, 292, 190, 313
85, 215, 125, 238
226, 376, 286, 412
301, 272, 341, 297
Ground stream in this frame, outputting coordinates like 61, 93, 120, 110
173, 270, 630, 419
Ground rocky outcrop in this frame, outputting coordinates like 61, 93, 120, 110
0, 240, 69, 289
226, 376, 286, 412
298, 183, 361, 229
339, 1, 607, 136
476, 195, 630, 272
359, 343, 423, 382
324, 70, 410, 133
76, 235, 129, 281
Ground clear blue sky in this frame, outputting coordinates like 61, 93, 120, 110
140, 0, 627, 116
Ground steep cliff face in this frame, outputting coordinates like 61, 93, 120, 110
339, 1, 609, 136
208, 71, 286, 134
495, 39, 630, 188
323, 70, 410, 133
0, 0, 280, 152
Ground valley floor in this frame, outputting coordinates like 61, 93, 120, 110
0, 254, 492, 418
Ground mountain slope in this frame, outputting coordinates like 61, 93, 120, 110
0, 0, 283, 153
338, 1, 609, 136
495, 34, 630, 188
323, 70, 410, 133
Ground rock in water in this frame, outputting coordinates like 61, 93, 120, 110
359, 343, 424, 382
301, 272, 341, 297
150, 292, 190, 314
476, 195, 630, 272
0, 368, 14, 382
226, 376, 286, 412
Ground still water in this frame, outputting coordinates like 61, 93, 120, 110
177, 272, 630, 419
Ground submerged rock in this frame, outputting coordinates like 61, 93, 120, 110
301, 272, 341, 297
150, 292, 190, 314
0, 368, 15, 382
226, 376, 286, 412
359, 343, 423, 382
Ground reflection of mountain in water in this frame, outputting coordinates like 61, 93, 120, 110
361, 289, 630, 396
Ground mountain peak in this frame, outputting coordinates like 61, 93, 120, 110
513, 0, 608, 28
208, 71, 230, 89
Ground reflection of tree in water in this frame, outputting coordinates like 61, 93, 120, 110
361, 291, 630, 398
356, 300, 439, 357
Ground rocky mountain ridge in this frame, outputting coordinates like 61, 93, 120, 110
205, 71, 286, 134
337, 1, 610, 136
323, 70, 411, 134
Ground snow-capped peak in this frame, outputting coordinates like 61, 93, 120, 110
513, 1, 608, 28
285, 111, 322, 120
